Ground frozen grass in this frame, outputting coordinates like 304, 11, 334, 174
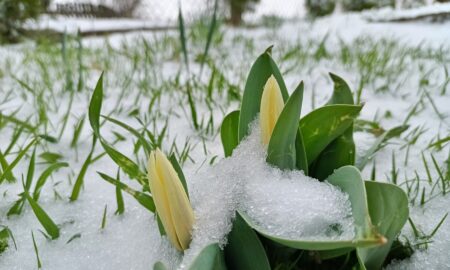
0, 13, 449, 269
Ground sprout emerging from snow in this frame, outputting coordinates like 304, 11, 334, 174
147, 149, 195, 251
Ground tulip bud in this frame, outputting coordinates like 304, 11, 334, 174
260, 75, 284, 145
147, 149, 195, 251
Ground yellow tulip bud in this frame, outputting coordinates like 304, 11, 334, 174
147, 149, 195, 251
260, 75, 284, 145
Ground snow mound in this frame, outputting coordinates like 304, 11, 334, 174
181, 119, 355, 267
386, 193, 450, 270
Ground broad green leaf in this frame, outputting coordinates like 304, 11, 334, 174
310, 129, 355, 181
239, 166, 384, 251
310, 74, 356, 180
33, 162, 68, 201
300, 105, 362, 165
153, 262, 168, 270
189, 243, 227, 270
327, 166, 382, 241
357, 181, 409, 270
238, 48, 289, 141
267, 83, 304, 170
220, 110, 240, 157
25, 193, 60, 239
239, 211, 380, 251
98, 172, 155, 212
327, 73, 354, 105
295, 128, 308, 174
169, 154, 189, 199
225, 212, 270, 270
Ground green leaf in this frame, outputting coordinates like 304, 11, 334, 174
310, 74, 356, 180
102, 115, 152, 154
295, 128, 308, 174
300, 105, 362, 165
88, 74, 147, 185
267, 82, 304, 170
70, 138, 96, 201
327, 73, 354, 105
178, 5, 189, 72
33, 162, 68, 201
25, 193, 60, 239
238, 48, 289, 141
114, 170, 124, 215
0, 139, 36, 184
240, 166, 384, 251
310, 129, 355, 180
220, 110, 240, 157
31, 231, 42, 269
327, 166, 382, 242
25, 149, 36, 190
189, 243, 227, 270
169, 153, 189, 199
225, 212, 270, 270
357, 181, 409, 270
0, 149, 15, 182
89, 73, 104, 136
199, 0, 218, 76
153, 262, 168, 270
355, 125, 409, 170
98, 172, 155, 212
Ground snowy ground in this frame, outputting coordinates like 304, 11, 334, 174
0, 12, 449, 270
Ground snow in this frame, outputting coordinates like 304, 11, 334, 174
182, 120, 354, 267
363, 3, 450, 22
237, 122, 355, 241
386, 194, 450, 270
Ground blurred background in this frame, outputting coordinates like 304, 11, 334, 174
1, 0, 450, 43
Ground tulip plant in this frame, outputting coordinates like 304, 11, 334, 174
89, 47, 411, 270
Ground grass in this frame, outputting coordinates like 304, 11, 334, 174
0, 15, 448, 268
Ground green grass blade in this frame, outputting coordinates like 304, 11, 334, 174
31, 231, 42, 269
70, 139, 95, 201
114, 170, 124, 215
102, 115, 152, 154
169, 153, 189, 199
33, 162, 68, 201
25, 193, 60, 239
199, 0, 218, 76
98, 172, 155, 212
0, 139, 36, 184
178, 5, 189, 73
